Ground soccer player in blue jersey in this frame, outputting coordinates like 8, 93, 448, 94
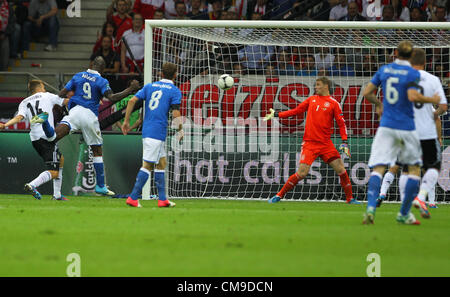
122, 62, 183, 208
362, 41, 440, 225
35, 56, 140, 196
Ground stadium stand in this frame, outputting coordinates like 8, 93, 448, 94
0, 0, 111, 97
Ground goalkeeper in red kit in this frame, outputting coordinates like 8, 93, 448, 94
264, 77, 360, 204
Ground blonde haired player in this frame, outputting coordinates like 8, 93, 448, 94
0, 80, 68, 200
264, 77, 360, 205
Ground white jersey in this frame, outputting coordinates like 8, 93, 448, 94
17, 92, 64, 141
413, 70, 447, 140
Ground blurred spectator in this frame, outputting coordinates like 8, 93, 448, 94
151, 8, 164, 19
164, 0, 179, 19
328, 51, 355, 77
6, 0, 20, 59
121, 13, 145, 74
187, 0, 208, 19
232, 62, 244, 76
427, 47, 449, 77
90, 36, 120, 74
228, 0, 248, 20
329, 0, 348, 21
247, 0, 272, 20
434, 5, 447, 21
265, 64, 277, 76
107, 0, 133, 20
381, 4, 395, 21
238, 34, 274, 75
175, 1, 188, 19
314, 47, 334, 71
339, 1, 366, 21
132, 0, 164, 20
410, 6, 425, 21
22, 0, 59, 52
276, 50, 296, 76
226, 6, 239, 20
208, 0, 222, 20
92, 20, 117, 54
0, 0, 8, 70
359, 53, 377, 76
391, 0, 410, 21
297, 55, 318, 76
109, 0, 132, 43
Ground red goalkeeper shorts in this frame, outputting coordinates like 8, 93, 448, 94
299, 141, 341, 165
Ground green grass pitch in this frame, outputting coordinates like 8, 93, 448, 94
0, 194, 449, 277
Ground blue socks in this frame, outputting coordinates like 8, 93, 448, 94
155, 170, 166, 201
400, 176, 420, 216
367, 172, 382, 210
130, 168, 150, 200
42, 119, 55, 139
93, 156, 105, 188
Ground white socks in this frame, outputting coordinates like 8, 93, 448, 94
29, 171, 52, 188
380, 171, 395, 196
53, 168, 63, 198
417, 168, 439, 202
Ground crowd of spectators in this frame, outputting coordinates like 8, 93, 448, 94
0, 0, 448, 78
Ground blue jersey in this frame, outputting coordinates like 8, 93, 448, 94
371, 59, 420, 131
65, 69, 111, 116
136, 79, 182, 141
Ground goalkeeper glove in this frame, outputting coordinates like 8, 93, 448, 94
339, 141, 351, 158
263, 108, 276, 121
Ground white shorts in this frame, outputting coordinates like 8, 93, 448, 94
143, 137, 166, 163
368, 127, 422, 168
61, 105, 103, 146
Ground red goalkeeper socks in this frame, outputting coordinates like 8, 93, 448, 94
339, 171, 353, 202
277, 173, 302, 198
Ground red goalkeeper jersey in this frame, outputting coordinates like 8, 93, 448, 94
278, 95, 348, 143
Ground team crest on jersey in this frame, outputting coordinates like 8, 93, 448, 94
324, 102, 330, 107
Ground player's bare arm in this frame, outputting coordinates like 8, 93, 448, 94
407, 89, 440, 104
172, 108, 184, 142
434, 104, 448, 120
0, 115, 25, 130
104, 79, 140, 103
122, 95, 139, 135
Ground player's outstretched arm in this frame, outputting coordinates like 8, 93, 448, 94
122, 96, 139, 135
0, 115, 24, 130
407, 89, 440, 104
105, 80, 141, 103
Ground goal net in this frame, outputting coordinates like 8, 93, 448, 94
144, 20, 450, 203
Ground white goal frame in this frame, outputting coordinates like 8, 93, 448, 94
142, 20, 450, 202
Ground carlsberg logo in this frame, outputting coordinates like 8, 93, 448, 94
66, 0, 81, 18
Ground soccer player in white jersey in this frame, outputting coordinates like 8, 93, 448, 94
376, 48, 447, 215
121, 62, 183, 208
0, 80, 68, 200
34, 57, 140, 196
362, 41, 440, 225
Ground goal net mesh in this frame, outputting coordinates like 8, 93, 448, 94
146, 23, 450, 202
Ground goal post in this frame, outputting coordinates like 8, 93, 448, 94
143, 20, 450, 202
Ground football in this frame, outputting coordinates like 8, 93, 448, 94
217, 74, 234, 91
